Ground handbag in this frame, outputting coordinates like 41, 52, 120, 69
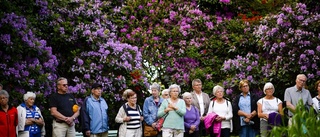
156, 113, 168, 132
143, 123, 158, 136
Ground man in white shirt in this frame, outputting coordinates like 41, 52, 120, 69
191, 79, 210, 136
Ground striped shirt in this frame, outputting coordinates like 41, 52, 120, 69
126, 106, 142, 129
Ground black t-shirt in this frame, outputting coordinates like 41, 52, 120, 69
49, 93, 76, 117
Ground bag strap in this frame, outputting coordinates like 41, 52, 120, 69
122, 104, 129, 115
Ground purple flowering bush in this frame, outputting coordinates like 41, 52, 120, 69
222, 3, 320, 97
111, 0, 231, 92
0, 0, 149, 133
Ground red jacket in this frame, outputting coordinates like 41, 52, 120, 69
0, 105, 18, 137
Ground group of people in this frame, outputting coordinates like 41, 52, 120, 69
0, 74, 319, 137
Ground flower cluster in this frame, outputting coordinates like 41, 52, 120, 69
0, 12, 58, 96
112, 0, 228, 91
47, 0, 149, 97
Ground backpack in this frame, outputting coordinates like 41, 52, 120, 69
211, 97, 230, 108
116, 104, 142, 137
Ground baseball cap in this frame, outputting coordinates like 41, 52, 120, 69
91, 83, 102, 89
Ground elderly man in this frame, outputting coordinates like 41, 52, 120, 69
49, 77, 79, 137
190, 79, 210, 136
284, 74, 313, 126
81, 83, 109, 137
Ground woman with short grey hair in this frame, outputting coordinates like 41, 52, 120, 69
183, 92, 200, 137
0, 90, 18, 137
143, 83, 164, 136
158, 84, 186, 137
17, 91, 45, 137
257, 82, 283, 137
207, 85, 233, 137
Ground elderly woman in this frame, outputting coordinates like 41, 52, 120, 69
232, 79, 260, 137
158, 84, 186, 137
143, 83, 164, 137
183, 92, 200, 137
115, 89, 143, 137
207, 85, 233, 137
161, 89, 170, 99
17, 92, 45, 137
0, 90, 18, 137
257, 82, 283, 137
312, 80, 320, 114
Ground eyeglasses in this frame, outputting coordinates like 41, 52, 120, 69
0, 97, 8, 100
241, 85, 249, 88
59, 84, 68, 87
163, 94, 169, 96
298, 79, 306, 83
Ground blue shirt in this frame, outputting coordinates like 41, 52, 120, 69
239, 92, 251, 126
143, 96, 163, 125
85, 95, 109, 134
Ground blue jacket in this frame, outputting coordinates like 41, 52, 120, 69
143, 96, 163, 125
81, 95, 109, 134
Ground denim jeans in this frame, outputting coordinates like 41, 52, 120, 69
239, 125, 256, 137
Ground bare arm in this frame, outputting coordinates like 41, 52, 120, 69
286, 101, 295, 112
278, 103, 284, 116
257, 103, 268, 119
50, 107, 68, 121
238, 110, 251, 118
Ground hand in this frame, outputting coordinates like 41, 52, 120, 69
251, 111, 257, 118
140, 116, 144, 121
26, 118, 35, 125
64, 117, 73, 125
123, 116, 130, 122
243, 118, 250, 123
190, 125, 196, 131
200, 116, 205, 121
85, 130, 91, 137
168, 103, 177, 110
189, 129, 194, 134
152, 122, 157, 128
264, 114, 269, 120
246, 113, 252, 119
34, 118, 44, 126
165, 107, 174, 113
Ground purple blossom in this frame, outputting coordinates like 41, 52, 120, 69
84, 74, 90, 79
247, 75, 253, 81
307, 73, 314, 79
169, 11, 177, 20
205, 22, 214, 29
300, 54, 306, 59
220, 0, 230, 4
317, 46, 320, 52
163, 19, 170, 24
226, 89, 233, 95
301, 65, 307, 71
317, 71, 320, 76
205, 74, 212, 80
246, 66, 252, 71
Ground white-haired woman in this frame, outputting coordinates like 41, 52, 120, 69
257, 82, 283, 137
183, 92, 200, 137
158, 84, 186, 137
207, 85, 233, 137
17, 92, 45, 137
115, 89, 143, 137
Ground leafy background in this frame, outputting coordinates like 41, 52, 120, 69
1, 0, 320, 136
